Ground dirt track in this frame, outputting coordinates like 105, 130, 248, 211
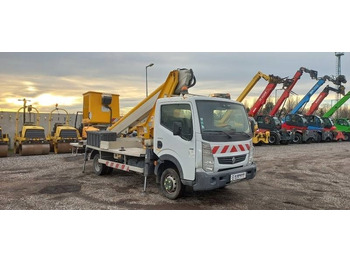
0, 142, 349, 210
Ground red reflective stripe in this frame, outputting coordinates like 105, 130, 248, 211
238, 145, 245, 151
212, 146, 220, 154
245, 144, 250, 150
121, 164, 125, 170
230, 146, 237, 152
221, 145, 229, 153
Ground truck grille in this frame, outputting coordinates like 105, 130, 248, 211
218, 154, 246, 165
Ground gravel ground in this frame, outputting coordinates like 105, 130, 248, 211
0, 141, 349, 210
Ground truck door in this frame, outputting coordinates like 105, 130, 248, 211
155, 103, 196, 181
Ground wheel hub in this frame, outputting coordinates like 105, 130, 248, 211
164, 176, 176, 192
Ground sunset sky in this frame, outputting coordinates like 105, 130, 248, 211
0, 52, 349, 115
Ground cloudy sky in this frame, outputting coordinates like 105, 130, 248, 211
0, 52, 349, 115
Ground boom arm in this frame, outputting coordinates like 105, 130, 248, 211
248, 75, 284, 117
305, 85, 345, 115
107, 68, 196, 139
269, 67, 318, 117
323, 91, 350, 118
290, 74, 347, 115
236, 71, 270, 102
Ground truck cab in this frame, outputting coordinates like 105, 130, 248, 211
154, 96, 256, 198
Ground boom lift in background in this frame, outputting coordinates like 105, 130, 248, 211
268, 67, 319, 144
14, 103, 50, 156
252, 78, 294, 145
305, 85, 346, 141
323, 91, 350, 141
236, 71, 284, 145
286, 74, 347, 142
46, 105, 81, 154
0, 126, 9, 157
83, 68, 256, 200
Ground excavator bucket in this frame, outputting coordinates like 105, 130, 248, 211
55, 143, 72, 154
20, 144, 50, 156
0, 144, 8, 157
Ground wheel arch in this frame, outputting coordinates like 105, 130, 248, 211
155, 154, 184, 183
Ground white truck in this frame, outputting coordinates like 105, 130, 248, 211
82, 68, 256, 199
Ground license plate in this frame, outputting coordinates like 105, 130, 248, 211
231, 172, 247, 181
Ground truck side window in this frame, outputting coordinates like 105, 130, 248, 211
160, 104, 193, 141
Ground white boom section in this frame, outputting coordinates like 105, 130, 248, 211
108, 69, 195, 137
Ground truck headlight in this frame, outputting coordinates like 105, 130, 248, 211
248, 145, 254, 165
202, 142, 214, 172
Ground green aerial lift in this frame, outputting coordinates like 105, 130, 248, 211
323, 91, 350, 141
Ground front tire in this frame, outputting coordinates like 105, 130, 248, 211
268, 133, 278, 145
160, 168, 184, 200
292, 133, 302, 144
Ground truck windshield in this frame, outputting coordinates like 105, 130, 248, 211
196, 100, 251, 142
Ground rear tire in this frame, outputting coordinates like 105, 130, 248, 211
344, 133, 350, 141
93, 153, 108, 176
160, 167, 184, 200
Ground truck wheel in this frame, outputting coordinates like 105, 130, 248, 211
344, 133, 350, 141
292, 133, 302, 144
268, 133, 278, 145
93, 154, 108, 176
160, 168, 184, 200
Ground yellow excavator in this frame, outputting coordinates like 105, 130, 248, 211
47, 105, 81, 154
0, 126, 9, 157
14, 103, 50, 156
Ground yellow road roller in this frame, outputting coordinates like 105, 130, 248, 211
47, 106, 81, 154
0, 127, 9, 157
14, 105, 50, 156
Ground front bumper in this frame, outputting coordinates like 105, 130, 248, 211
192, 163, 256, 191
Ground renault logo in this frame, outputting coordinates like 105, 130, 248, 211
232, 157, 236, 164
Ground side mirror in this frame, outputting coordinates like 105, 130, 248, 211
173, 121, 183, 136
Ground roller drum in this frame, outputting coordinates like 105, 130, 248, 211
0, 144, 8, 157
20, 144, 50, 156
55, 143, 72, 154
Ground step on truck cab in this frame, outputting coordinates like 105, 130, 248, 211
83, 68, 256, 200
